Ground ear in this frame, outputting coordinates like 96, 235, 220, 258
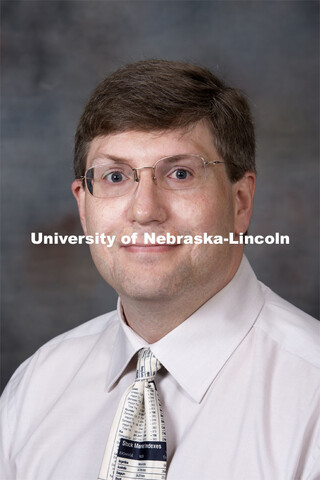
71, 179, 88, 235
233, 172, 256, 235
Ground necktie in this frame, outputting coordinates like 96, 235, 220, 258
98, 348, 167, 480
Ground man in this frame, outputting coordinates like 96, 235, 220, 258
1, 60, 319, 479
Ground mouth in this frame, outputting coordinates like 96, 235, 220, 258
121, 243, 180, 253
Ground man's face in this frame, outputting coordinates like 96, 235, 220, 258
73, 121, 254, 302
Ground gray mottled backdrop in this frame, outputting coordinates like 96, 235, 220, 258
1, 1, 319, 392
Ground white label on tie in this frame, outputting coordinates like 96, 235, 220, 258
113, 438, 167, 479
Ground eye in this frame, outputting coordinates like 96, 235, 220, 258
169, 168, 192, 180
102, 171, 128, 184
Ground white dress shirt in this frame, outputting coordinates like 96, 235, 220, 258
1, 256, 319, 480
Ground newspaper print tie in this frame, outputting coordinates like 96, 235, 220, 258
98, 348, 167, 480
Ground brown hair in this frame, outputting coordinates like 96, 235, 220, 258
74, 59, 256, 181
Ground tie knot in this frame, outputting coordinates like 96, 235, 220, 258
136, 348, 161, 381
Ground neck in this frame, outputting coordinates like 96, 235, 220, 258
121, 294, 203, 343
120, 256, 242, 343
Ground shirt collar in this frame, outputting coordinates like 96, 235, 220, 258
106, 302, 148, 392
106, 256, 265, 403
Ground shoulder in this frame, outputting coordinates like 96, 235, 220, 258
254, 282, 320, 369
0, 310, 120, 462
1, 310, 119, 408
22, 309, 119, 369
41, 309, 119, 348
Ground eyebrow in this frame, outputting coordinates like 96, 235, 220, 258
88, 152, 208, 169
90, 154, 133, 166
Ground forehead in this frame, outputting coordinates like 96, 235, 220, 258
86, 121, 219, 168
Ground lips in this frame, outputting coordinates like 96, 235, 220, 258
122, 243, 176, 247
120, 243, 180, 253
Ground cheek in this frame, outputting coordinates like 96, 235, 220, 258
84, 199, 126, 272
176, 192, 230, 235
84, 198, 126, 235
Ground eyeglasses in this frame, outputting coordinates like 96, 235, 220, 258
80, 154, 225, 198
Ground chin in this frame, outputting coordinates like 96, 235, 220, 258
112, 268, 198, 302
117, 283, 175, 302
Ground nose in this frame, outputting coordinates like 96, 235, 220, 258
128, 168, 167, 225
